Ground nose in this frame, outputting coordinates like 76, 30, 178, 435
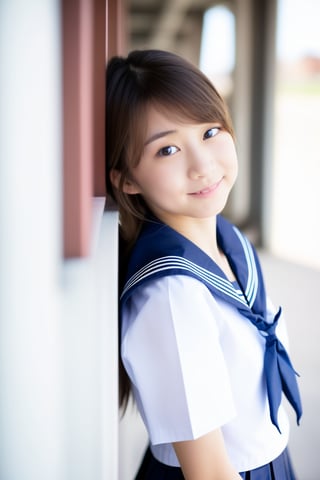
187, 144, 216, 180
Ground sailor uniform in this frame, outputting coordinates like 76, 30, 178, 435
120, 215, 301, 477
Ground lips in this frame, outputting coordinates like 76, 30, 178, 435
190, 179, 222, 196
197, 185, 216, 194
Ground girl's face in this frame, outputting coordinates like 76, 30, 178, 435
123, 104, 238, 230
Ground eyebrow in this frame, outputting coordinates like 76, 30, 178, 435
144, 130, 177, 146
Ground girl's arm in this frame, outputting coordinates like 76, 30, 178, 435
173, 429, 242, 480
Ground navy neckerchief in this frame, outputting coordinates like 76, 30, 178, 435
120, 215, 302, 432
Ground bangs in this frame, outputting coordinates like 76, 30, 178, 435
151, 79, 231, 130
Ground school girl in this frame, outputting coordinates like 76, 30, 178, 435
106, 49, 302, 479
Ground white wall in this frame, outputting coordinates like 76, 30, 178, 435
0, 1, 119, 478
0, 1, 63, 478
61, 202, 119, 480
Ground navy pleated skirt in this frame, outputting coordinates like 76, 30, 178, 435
135, 447, 297, 480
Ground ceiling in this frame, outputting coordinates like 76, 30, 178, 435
127, 0, 226, 63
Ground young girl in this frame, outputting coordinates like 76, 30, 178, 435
106, 49, 302, 480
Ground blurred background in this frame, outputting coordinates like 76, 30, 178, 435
0, 0, 319, 479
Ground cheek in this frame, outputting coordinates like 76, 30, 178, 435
136, 162, 179, 190
222, 142, 238, 169
132, 168, 170, 197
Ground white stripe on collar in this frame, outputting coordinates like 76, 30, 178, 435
121, 255, 249, 307
232, 226, 258, 308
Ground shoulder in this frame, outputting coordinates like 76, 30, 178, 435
123, 274, 216, 318
121, 275, 223, 350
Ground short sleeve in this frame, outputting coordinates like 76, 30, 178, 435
121, 275, 236, 445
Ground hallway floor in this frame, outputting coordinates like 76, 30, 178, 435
260, 252, 320, 480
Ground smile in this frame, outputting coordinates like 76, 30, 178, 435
189, 179, 223, 196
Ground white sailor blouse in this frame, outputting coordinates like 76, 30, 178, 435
120, 215, 302, 471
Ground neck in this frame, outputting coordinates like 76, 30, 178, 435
159, 214, 219, 258
162, 215, 236, 282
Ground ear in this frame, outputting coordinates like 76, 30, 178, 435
109, 169, 141, 195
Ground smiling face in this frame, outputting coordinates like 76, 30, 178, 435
122, 104, 238, 231
106, 50, 237, 241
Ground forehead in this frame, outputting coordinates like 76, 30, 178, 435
144, 102, 198, 134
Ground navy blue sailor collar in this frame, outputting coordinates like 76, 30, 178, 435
120, 214, 265, 319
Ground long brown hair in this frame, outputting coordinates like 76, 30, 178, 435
105, 49, 234, 410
